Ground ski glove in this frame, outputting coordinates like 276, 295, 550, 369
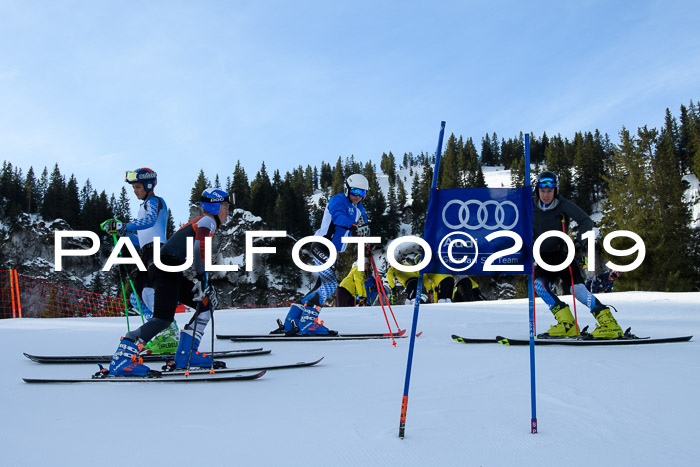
100, 218, 125, 236
191, 277, 218, 309
351, 223, 370, 237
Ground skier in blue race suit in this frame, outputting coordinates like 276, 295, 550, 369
100, 168, 178, 353
274, 174, 370, 335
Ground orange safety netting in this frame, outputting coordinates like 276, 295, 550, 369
0, 269, 127, 319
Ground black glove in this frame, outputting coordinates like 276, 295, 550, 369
206, 283, 219, 309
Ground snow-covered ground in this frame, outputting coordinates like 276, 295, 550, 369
3, 291, 698, 466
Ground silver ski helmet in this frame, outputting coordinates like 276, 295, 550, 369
200, 188, 230, 215
125, 168, 157, 192
344, 174, 369, 198
534, 171, 559, 197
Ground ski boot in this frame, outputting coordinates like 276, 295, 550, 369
172, 329, 225, 369
108, 337, 154, 376
538, 303, 580, 338
276, 302, 305, 334
143, 321, 180, 354
298, 305, 337, 335
590, 306, 624, 339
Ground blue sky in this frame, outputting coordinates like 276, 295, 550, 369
1, 0, 699, 225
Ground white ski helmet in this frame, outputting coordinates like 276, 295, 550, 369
344, 174, 369, 197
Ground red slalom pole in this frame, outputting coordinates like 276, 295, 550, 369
368, 247, 400, 330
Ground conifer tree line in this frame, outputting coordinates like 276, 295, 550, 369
2, 101, 699, 291
0, 163, 176, 237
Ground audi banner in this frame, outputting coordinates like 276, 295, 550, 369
423, 187, 533, 275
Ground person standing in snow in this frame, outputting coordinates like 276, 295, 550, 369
336, 258, 373, 307
274, 174, 370, 335
533, 171, 624, 339
452, 275, 486, 302
107, 188, 230, 376
386, 254, 429, 305
100, 168, 179, 353
585, 270, 620, 293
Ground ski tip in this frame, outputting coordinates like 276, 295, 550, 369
495, 336, 510, 346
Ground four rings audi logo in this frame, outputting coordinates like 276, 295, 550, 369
442, 200, 519, 230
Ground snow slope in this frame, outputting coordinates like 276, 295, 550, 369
2, 292, 699, 467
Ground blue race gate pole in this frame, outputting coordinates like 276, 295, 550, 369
525, 133, 538, 434
398, 121, 445, 439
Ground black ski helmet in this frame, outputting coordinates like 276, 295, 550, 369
125, 168, 157, 192
534, 171, 559, 197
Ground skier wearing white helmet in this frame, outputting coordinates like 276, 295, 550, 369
273, 174, 370, 335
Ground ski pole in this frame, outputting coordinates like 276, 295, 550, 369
561, 217, 580, 339
109, 232, 132, 331
108, 231, 146, 325
367, 247, 400, 331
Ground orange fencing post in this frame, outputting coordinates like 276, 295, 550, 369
9, 268, 17, 318
13, 269, 22, 318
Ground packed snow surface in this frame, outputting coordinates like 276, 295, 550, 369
2, 291, 699, 466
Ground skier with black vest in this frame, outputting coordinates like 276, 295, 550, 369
107, 188, 230, 376
532, 171, 624, 339
274, 174, 369, 335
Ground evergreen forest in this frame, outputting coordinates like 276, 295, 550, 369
2, 101, 700, 292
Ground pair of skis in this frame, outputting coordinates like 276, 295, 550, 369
216, 329, 408, 342
22, 348, 324, 384
451, 333, 693, 346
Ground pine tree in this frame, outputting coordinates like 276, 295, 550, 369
544, 135, 573, 198
166, 208, 176, 237
116, 186, 131, 222
480, 133, 495, 166
411, 159, 433, 234
385, 182, 400, 240
41, 164, 66, 222
24, 167, 41, 214
331, 157, 345, 195
396, 177, 407, 219
190, 170, 210, 205
510, 155, 525, 187
230, 161, 251, 211
601, 125, 693, 291
64, 175, 81, 228
250, 162, 275, 221
438, 133, 462, 189
0, 162, 25, 219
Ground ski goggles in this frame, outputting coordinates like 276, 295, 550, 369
537, 178, 557, 189
349, 187, 366, 198
125, 171, 140, 183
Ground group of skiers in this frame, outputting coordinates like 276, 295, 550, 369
335, 259, 486, 307
101, 167, 625, 376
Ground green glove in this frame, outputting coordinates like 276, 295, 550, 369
100, 218, 125, 236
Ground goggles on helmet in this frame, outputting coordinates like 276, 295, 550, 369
349, 187, 366, 198
125, 171, 139, 183
537, 178, 557, 189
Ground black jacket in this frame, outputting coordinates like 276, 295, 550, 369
532, 194, 593, 255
